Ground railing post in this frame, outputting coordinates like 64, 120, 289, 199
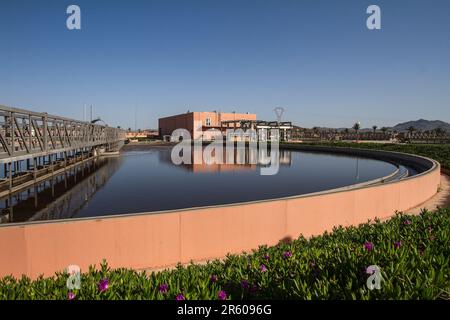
8, 161, 12, 194
43, 113, 48, 152
9, 111, 14, 157
8, 161, 13, 222
33, 157, 37, 183
28, 114, 32, 152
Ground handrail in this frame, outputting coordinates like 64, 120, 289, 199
0, 104, 126, 161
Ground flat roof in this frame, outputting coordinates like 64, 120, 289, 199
159, 111, 256, 120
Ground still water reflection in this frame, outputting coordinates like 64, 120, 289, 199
0, 146, 398, 224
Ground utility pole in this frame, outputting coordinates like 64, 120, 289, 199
134, 105, 137, 131
90, 105, 93, 122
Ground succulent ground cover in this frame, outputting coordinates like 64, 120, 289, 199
1, 143, 448, 300
1, 207, 449, 300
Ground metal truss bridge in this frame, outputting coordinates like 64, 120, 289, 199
0, 105, 125, 162
0, 104, 126, 200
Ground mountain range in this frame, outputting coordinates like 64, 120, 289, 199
391, 119, 450, 132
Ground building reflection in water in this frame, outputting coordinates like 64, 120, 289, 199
0, 156, 123, 224
159, 146, 292, 172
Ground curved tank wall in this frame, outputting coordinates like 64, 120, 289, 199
0, 146, 441, 279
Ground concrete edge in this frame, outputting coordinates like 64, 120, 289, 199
0, 145, 440, 229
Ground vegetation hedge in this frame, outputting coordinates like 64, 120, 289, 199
1, 207, 449, 300
291, 141, 450, 170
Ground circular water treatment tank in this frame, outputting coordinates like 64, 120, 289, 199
0, 145, 435, 224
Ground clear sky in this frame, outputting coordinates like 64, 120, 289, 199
0, 0, 449, 129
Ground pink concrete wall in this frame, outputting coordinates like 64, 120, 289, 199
193, 112, 256, 127
0, 159, 440, 279
158, 113, 194, 137
158, 112, 257, 140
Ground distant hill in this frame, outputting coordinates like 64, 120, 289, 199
392, 119, 450, 132
296, 119, 450, 132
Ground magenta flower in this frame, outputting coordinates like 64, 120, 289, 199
394, 241, 402, 249
218, 290, 227, 300
260, 264, 267, 273
241, 280, 250, 289
97, 278, 109, 292
159, 283, 168, 294
67, 291, 75, 300
365, 265, 379, 275
283, 251, 293, 258
176, 293, 185, 300
364, 242, 374, 251
403, 219, 412, 225
210, 275, 218, 283
263, 253, 270, 260
250, 284, 260, 293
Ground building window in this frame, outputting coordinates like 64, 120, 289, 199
205, 117, 211, 126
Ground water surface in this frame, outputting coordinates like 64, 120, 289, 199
0, 146, 399, 223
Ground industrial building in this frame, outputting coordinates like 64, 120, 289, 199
221, 119, 293, 142
159, 111, 256, 140
158, 111, 293, 141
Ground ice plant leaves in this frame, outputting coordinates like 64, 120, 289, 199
0, 208, 449, 299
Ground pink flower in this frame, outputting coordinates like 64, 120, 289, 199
159, 283, 168, 294
176, 293, 185, 300
210, 275, 218, 283
263, 254, 270, 260
364, 242, 374, 251
260, 264, 267, 272
394, 241, 402, 249
218, 290, 227, 300
283, 251, 293, 258
403, 219, 412, 225
366, 265, 379, 275
97, 278, 109, 292
67, 291, 75, 300
250, 284, 260, 293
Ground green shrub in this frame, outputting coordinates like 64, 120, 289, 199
291, 142, 450, 170
1, 208, 449, 300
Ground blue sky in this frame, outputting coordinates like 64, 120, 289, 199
0, 0, 449, 129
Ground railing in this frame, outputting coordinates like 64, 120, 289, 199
0, 105, 126, 162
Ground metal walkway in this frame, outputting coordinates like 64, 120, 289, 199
0, 104, 126, 199
0, 104, 125, 162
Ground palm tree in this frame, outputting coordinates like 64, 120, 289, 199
434, 127, 445, 136
352, 122, 361, 142
372, 125, 378, 133
407, 126, 416, 135
312, 127, 320, 138
381, 127, 388, 134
